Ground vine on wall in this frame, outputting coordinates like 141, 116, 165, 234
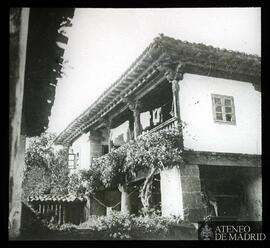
70, 128, 184, 214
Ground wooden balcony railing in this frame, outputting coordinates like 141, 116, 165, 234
146, 116, 178, 134
103, 117, 179, 156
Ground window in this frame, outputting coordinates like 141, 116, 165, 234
102, 145, 109, 155
211, 94, 236, 124
68, 154, 75, 169
76, 152, 80, 167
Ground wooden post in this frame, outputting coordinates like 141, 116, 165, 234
133, 108, 141, 138
62, 205, 66, 224
65, 204, 69, 223
42, 204, 46, 216
128, 117, 134, 140
123, 97, 142, 138
165, 63, 184, 147
103, 118, 112, 152
55, 204, 58, 217
149, 110, 154, 128
45, 204, 48, 218
58, 204, 62, 225
9, 8, 30, 239
171, 80, 180, 119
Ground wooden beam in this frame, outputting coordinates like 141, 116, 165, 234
183, 150, 261, 167
119, 54, 165, 99
134, 74, 166, 101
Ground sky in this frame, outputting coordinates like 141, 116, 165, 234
48, 8, 261, 135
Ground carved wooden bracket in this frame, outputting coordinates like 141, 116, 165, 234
171, 80, 180, 93
121, 96, 142, 112
157, 60, 185, 83
100, 117, 112, 129
89, 130, 102, 142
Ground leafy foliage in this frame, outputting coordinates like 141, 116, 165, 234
70, 128, 184, 213
55, 211, 182, 240
22, 132, 69, 201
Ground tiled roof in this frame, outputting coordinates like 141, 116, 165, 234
155, 35, 260, 80
22, 8, 75, 137
54, 34, 261, 146
28, 194, 86, 203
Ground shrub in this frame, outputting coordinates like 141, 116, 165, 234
57, 211, 182, 240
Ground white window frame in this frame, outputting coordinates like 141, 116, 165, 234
68, 154, 75, 169
211, 94, 236, 125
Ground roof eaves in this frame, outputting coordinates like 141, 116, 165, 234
54, 39, 162, 145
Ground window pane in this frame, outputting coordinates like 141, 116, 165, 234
225, 107, 232, 113
214, 97, 221, 104
226, 114, 232, 122
68, 154, 75, 160
68, 161, 75, 167
224, 99, 232, 106
216, 113, 223, 120
216, 106, 222, 112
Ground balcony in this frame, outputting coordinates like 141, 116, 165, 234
144, 116, 178, 135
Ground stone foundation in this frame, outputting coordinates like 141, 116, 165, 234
180, 165, 205, 222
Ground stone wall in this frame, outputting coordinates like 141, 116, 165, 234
244, 171, 262, 221
180, 165, 205, 222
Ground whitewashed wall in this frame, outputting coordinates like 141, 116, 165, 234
71, 132, 90, 171
160, 167, 184, 218
179, 74, 261, 154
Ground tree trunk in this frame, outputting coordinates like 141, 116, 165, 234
140, 167, 157, 215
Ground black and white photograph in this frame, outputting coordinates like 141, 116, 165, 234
9, 7, 264, 242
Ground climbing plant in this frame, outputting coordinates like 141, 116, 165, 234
23, 132, 69, 201
70, 128, 184, 215
126, 128, 184, 214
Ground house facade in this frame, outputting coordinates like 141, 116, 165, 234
55, 35, 261, 222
